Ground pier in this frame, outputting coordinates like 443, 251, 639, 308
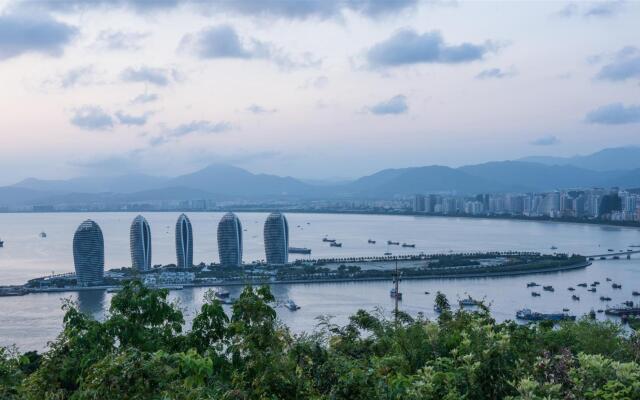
586, 250, 640, 260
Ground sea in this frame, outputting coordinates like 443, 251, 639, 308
1, 212, 639, 351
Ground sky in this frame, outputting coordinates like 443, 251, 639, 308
0, 0, 639, 184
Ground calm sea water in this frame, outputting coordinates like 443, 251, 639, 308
1, 212, 640, 351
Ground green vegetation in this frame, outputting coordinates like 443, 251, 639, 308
1, 281, 639, 399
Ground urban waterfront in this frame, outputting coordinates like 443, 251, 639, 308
1, 212, 640, 351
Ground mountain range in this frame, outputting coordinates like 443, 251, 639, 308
2, 147, 640, 206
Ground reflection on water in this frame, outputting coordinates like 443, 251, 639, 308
76, 290, 106, 319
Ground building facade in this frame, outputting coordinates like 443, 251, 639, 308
263, 212, 289, 265
175, 213, 193, 269
217, 212, 243, 267
73, 219, 104, 286
130, 215, 152, 272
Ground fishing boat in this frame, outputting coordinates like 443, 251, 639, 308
390, 288, 403, 300
623, 301, 634, 307
543, 285, 554, 292
612, 283, 622, 289
593, 281, 600, 285
633, 291, 640, 296
577, 283, 587, 287
39, 232, 47, 238
401, 243, 415, 248
424, 291, 430, 295
284, 300, 300, 311
606, 277, 612, 281
568, 287, 575, 291
562, 308, 570, 312
288, 247, 311, 254
526, 282, 539, 287
387, 240, 400, 245
330, 242, 342, 247
600, 296, 612, 301
605, 305, 640, 317
0, 239, 3, 248
531, 292, 541, 297
572, 295, 580, 301
459, 295, 481, 306
588, 287, 597, 292
368, 239, 376, 244
384, 252, 392, 256
322, 238, 336, 243
516, 309, 575, 322
551, 246, 558, 250
215, 289, 230, 299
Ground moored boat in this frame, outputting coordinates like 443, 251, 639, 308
284, 300, 300, 311
516, 309, 575, 322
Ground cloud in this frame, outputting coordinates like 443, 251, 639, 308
180, 24, 321, 70
530, 135, 560, 146
58, 65, 95, 88
95, 30, 148, 50
37, 0, 418, 19
557, 1, 624, 18
366, 29, 496, 68
120, 66, 173, 86
595, 46, 640, 82
475, 67, 516, 80
585, 103, 640, 125
0, 12, 78, 61
367, 94, 408, 115
131, 93, 159, 104
247, 104, 277, 114
115, 111, 150, 126
169, 120, 232, 137
70, 106, 114, 130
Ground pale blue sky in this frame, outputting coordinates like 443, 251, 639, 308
0, 0, 638, 184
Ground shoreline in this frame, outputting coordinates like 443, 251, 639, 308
20, 261, 591, 295
2, 209, 640, 231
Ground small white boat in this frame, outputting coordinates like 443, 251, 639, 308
284, 300, 300, 311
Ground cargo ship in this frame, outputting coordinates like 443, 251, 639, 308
516, 309, 575, 321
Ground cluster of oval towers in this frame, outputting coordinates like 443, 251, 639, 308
72, 212, 289, 286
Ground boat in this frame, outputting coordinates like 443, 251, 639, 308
600, 256, 606, 260
531, 292, 541, 297
543, 285, 554, 292
516, 309, 575, 322
551, 246, 558, 250
608, 249, 614, 252
588, 288, 597, 292
593, 281, 600, 285
577, 283, 587, 287
612, 283, 622, 289
590, 283, 597, 287
387, 240, 400, 245
0, 239, 3, 248
597, 309, 604, 313
633, 291, 640, 296
215, 289, 230, 299
434, 304, 442, 313
424, 291, 430, 295
401, 243, 415, 248
322, 238, 336, 243
390, 288, 403, 300
572, 295, 580, 301
459, 295, 480, 306
589, 309, 596, 319
606, 277, 612, 282
106, 287, 122, 293
368, 239, 376, 244
562, 308, 570, 312
613, 256, 620, 260
526, 282, 539, 287
284, 300, 300, 311
600, 296, 612, 301
568, 287, 575, 291
288, 247, 312, 254
39, 232, 47, 238
605, 306, 640, 317
330, 242, 342, 247
384, 252, 392, 256
623, 301, 634, 307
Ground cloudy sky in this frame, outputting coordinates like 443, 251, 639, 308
0, 0, 639, 184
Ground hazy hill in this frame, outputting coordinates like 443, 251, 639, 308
12, 174, 168, 194
520, 146, 640, 172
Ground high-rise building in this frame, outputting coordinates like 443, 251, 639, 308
217, 212, 243, 267
73, 219, 104, 286
130, 215, 152, 272
413, 194, 426, 212
263, 212, 289, 265
175, 213, 193, 269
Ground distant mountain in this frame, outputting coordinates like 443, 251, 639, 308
519, 146, 640, 172
0, 187, 50, 205
167, 164, 321, 198
12, 174, 168, 194
344, 166, 516, 196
